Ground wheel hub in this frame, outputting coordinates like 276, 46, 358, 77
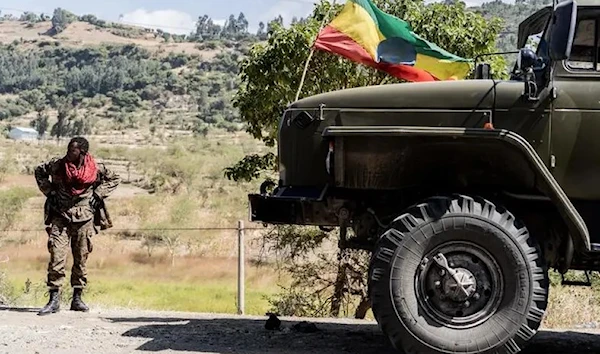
417, 241, 503, 328
441, 266, 476, 302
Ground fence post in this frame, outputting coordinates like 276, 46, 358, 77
237, 220, 245, 315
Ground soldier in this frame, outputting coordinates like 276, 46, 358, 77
34, 137, 120, 316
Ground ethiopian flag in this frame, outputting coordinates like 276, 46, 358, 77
313, 0, 472, 81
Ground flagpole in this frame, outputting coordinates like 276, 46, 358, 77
294, 0, 337, 102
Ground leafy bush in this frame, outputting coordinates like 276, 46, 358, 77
19, 12, 41, 23
164, 52, 190, 68
0, 99, 31, 120
51, 8, 77, 35
0, 187, 37, 231
109, 90, 142, 111
0, 271, 17, 306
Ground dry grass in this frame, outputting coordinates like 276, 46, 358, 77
0, 130, 281, 314
0, 21, 224, 58
0, 233, 287, 314
544, 285, 600, 327
543, 272, 600, 328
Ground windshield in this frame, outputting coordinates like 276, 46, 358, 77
526, 32, 544, 52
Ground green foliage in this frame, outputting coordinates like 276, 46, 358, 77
20, 89, 47, 111
204, 52, 242, 74
409, 1, 506, 77
50, 103, 73, 139
0, 187, 37, 231
262, 226, 371, 318
0, 44, 171, 104
192, 12, 254, 41
51, 8, 77, 35
19, 12, 42, 23
0, 98, 30, 120
109, 90, 142, 111
71, 117, 93, 135
30, 110, 49, 137
0, 40, 244, 126
193, 15, 226, 41
78, 14, 151, 39
223, 153, 276, 182
163, 52, 191, 69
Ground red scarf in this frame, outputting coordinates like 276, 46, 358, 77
64, 154, 98, 196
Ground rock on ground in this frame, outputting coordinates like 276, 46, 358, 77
0, 306, 599, 354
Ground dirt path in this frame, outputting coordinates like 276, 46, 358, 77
1, 307, 599, 354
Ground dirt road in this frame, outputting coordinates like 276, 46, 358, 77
1, 306, 599, 354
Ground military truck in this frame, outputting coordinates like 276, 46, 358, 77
248, 1, 598, 353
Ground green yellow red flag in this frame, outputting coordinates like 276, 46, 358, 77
313, 0, 472, 81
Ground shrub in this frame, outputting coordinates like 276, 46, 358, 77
0, 187, 37, 231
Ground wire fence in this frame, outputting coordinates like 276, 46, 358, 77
1, 226, 266, 233
0, 220, 271, 314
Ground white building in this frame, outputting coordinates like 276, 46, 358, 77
8, 127, 39, 141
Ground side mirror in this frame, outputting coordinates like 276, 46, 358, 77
549, 0, 578, 61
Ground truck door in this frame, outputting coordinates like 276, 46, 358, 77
551, 14, 600, 201
551, 11, 600, 246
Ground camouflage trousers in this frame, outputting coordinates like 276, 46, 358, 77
46, 217, 94, 289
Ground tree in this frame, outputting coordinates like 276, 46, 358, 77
257, 21, 266, 39
50, 101, 74, 141
224, 14, 237, 37
20, 89, 46, 112
30, 110, 49, 138
266, 15, 285, 36
19, 12, 40, 23
51, 8, 76, 35
229, 0, 506, 318
193, 15, 209, 40
71, 117, 93, 135
193, 14, 223, 40
237, 12, 249, 34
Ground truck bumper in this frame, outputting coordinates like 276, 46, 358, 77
248, 186, 338, 226
248, 194, 306, 224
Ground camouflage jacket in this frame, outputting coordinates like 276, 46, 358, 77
35, 157, 121, 226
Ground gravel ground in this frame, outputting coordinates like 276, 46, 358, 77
1, 306, 600, 354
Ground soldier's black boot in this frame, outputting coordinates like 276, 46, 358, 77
38, 289, 60, 316
70, 288, 89, 312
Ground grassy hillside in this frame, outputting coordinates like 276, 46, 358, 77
0, 21, 218, 57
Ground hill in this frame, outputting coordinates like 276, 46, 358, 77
0, 6, 274, 144
0, 20, 221, 57
471, 0, 553, 60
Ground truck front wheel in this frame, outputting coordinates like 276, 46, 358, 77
368, 195, 548, 354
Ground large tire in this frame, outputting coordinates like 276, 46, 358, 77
369, 195, 549, 354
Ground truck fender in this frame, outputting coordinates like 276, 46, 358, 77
321, 125, 591, 253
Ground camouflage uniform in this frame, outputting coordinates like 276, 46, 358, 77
35, 158, 120, 290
